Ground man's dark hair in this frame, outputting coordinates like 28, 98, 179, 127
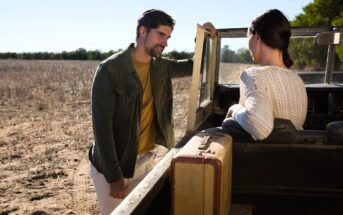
136, 9, 175, 40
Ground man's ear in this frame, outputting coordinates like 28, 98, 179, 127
139, 26, 147, 37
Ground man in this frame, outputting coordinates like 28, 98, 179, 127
89, 9, 198, 214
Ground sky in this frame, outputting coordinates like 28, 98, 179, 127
1, 0, 313, 53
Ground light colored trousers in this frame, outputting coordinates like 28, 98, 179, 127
90, 145, 168, 215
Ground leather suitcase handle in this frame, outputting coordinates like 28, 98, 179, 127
197, 135, 217, 155
198, 135, 213, 150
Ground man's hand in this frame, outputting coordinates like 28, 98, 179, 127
202, 22, 217, 39
109, 179, 126, 199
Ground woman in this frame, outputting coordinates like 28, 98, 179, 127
222, 9, 307, 141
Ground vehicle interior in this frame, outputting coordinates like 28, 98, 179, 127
188, 26, 343, 134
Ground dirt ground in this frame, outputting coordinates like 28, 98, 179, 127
0, 59, 191, 215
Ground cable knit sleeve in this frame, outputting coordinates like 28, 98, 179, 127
232, 69, 274, 140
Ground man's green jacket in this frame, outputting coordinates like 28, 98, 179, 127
89, 44, 193, 183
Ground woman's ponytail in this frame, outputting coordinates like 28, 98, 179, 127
282, 49, 293, 68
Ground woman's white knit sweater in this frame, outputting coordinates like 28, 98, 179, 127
228, 66, 308, 140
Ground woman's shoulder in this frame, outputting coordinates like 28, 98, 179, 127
243, 65, 277, 74
241, 66, 272, 79
241, 66, 299, 85
244, 65, 295, 77
239, 67, 262, 85
242, 66, 260, 76
246, 65, 288, 72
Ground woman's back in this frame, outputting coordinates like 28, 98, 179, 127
238, 66, 307, 139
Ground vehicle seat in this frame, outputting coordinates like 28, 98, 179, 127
261, 118, 298, 144
326, 121, 343, 144
247, 119, 343, 145
220, 118, 343, 145
262, 119, 343, 145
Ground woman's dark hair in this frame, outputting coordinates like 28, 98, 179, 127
249, 9, 293, 68
136, 9, 175, 40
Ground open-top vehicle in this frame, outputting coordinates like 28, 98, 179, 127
113, 25, 343, 215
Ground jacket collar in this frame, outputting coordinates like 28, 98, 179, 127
121, 43, 136, 74
124, 43, 159, 73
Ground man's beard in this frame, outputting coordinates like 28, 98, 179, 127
148, 45, 164, 58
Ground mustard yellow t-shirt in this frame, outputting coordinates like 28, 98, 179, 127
132, 57, 157, 155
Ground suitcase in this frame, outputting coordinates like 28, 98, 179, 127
171, 131, 232, 215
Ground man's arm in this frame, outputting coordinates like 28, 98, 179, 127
165, 22, 217, 77
168, 58, 194, 77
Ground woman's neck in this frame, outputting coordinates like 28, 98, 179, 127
260, 46, 286, 68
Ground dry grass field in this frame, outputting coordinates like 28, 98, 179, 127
0, 59, 191, 215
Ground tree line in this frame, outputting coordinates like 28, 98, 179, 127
0, 48, 195, 61
0, 45, 251, 62
0, 48, 119, 61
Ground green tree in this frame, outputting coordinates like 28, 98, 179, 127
163, 50, 193, 60
332, 12, 343, 67
0, 52, 17, 59
51, 53, 62, 60
291, 0, 343, 70
292, 0, 343, 26
75, 48, 88, 60
61, 51, 69, 60
220, 45, 238, 63
87, 50, 103, 60
236, 48, 253, 63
